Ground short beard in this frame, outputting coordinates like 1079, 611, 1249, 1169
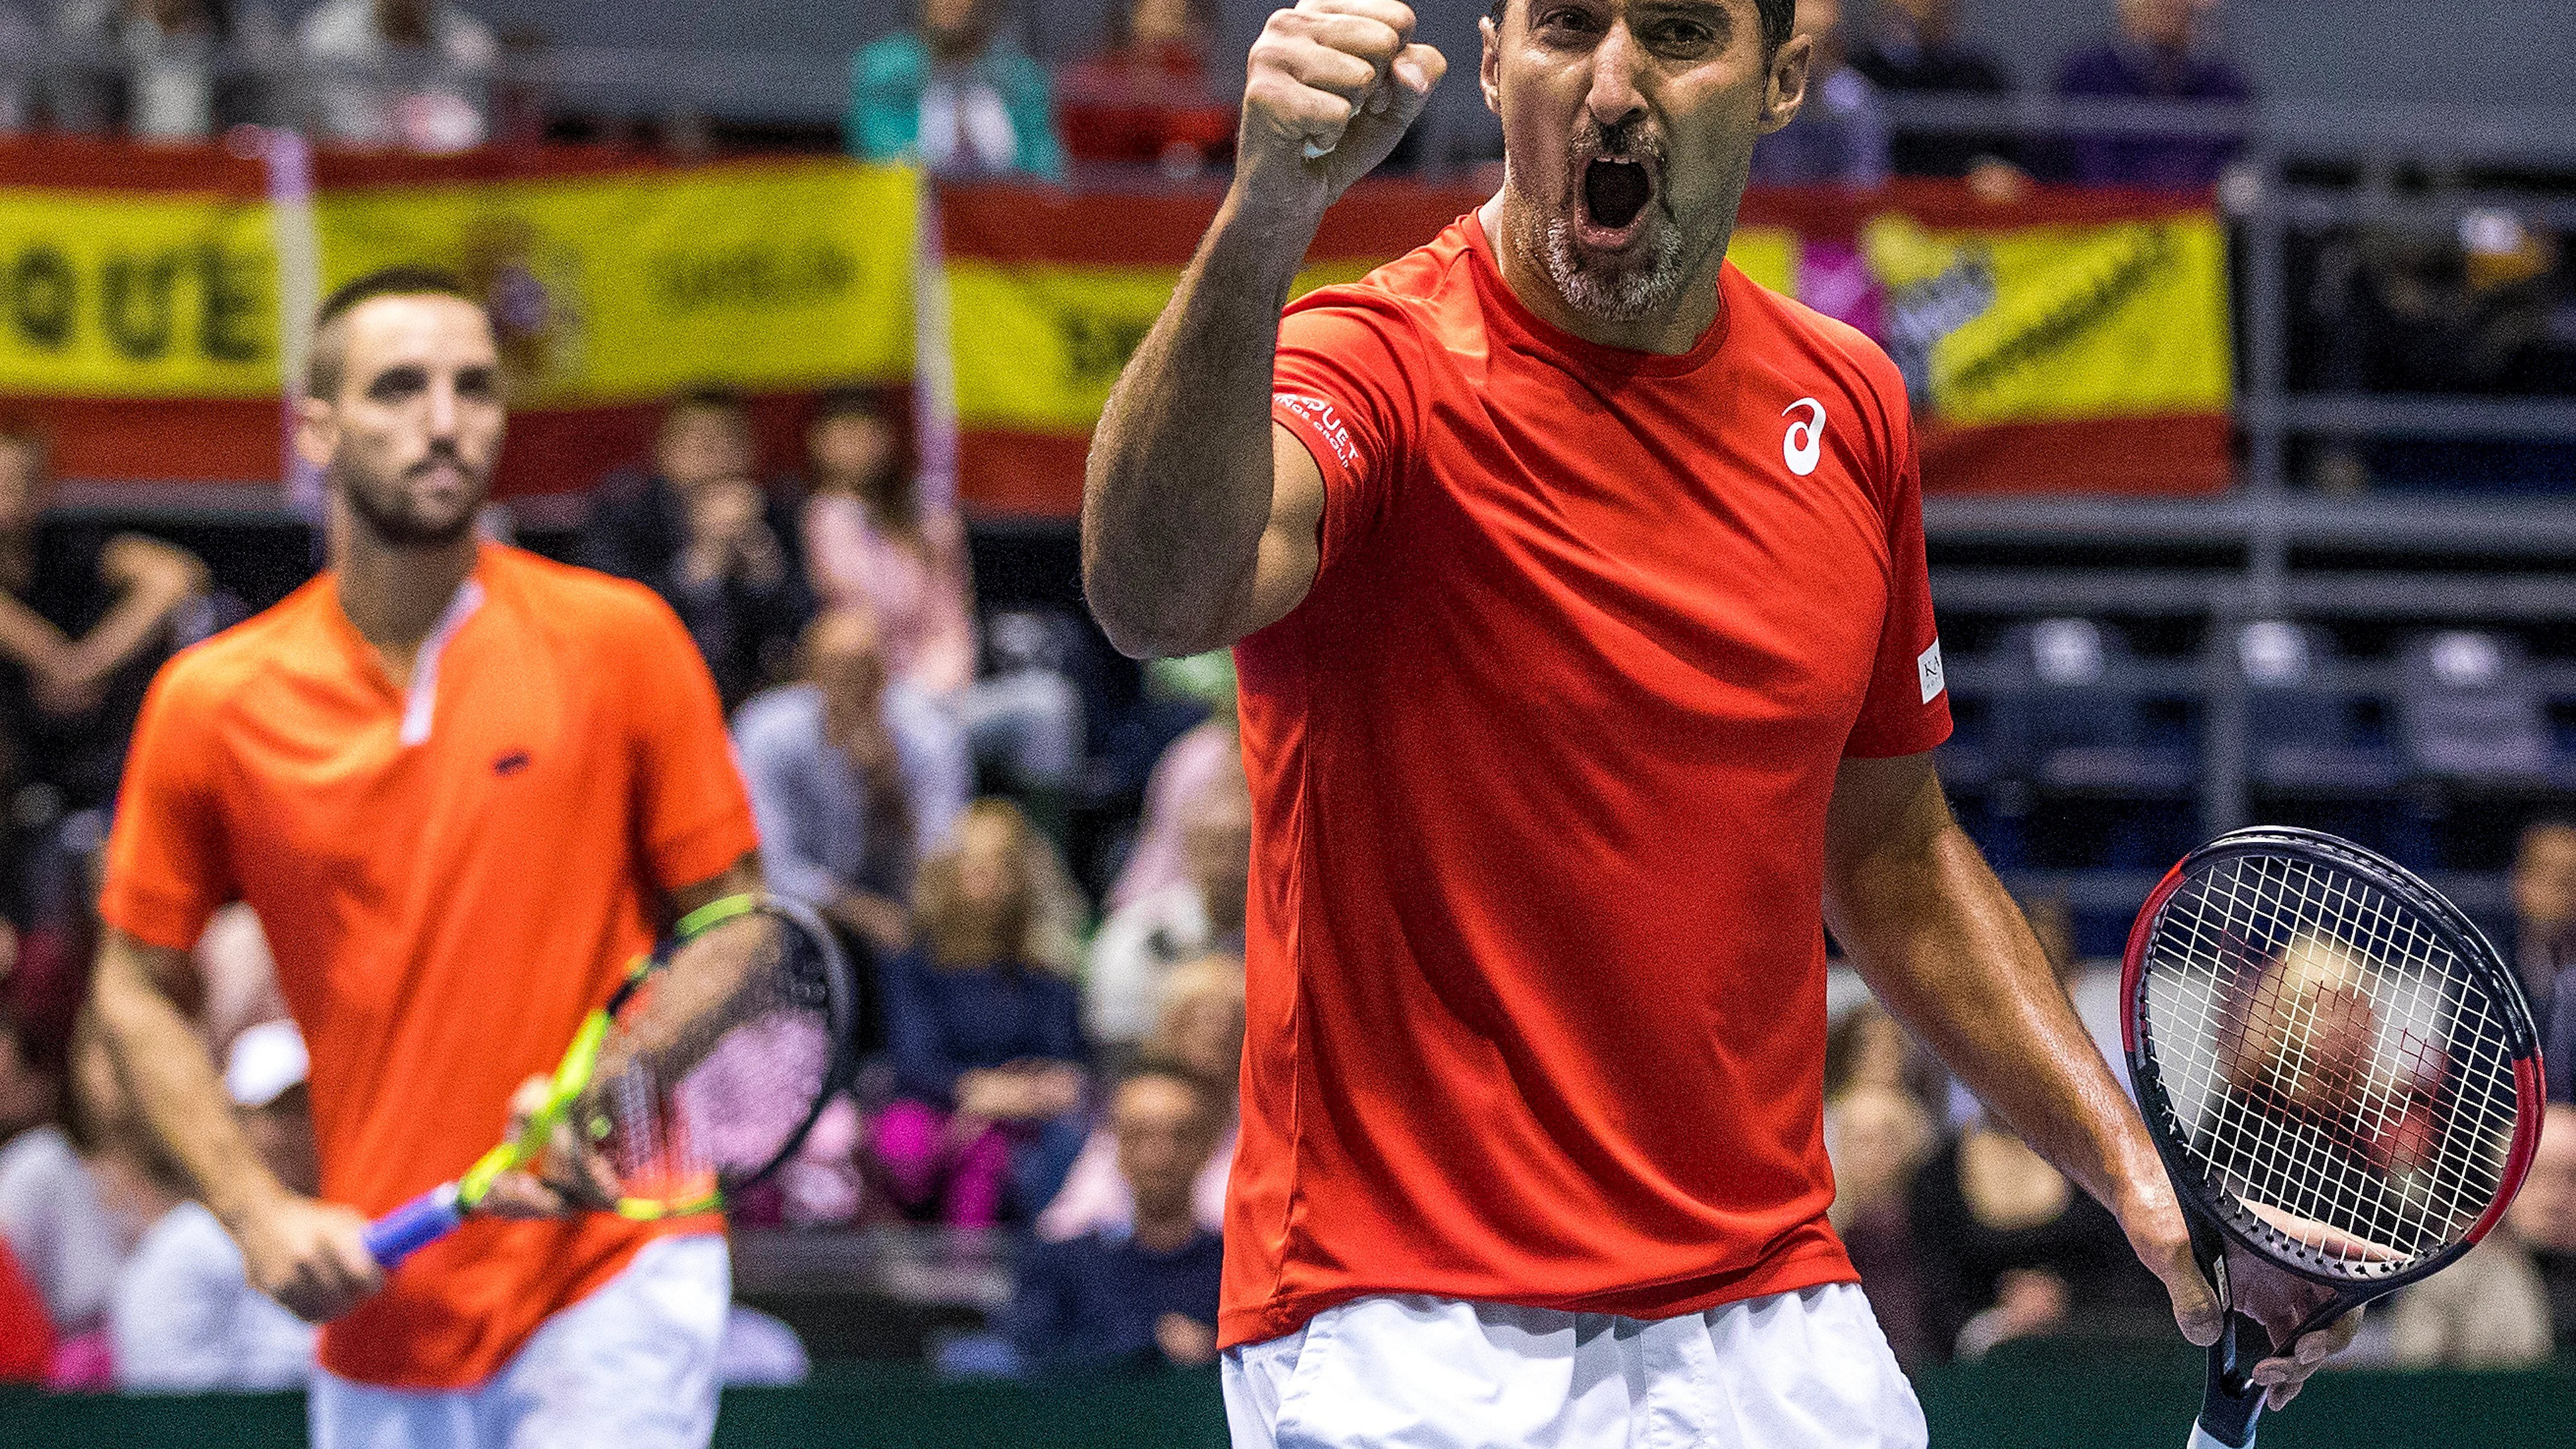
1535, 209, 1688, 324
1502, 126, 1723, 326
335, 453, 482, 550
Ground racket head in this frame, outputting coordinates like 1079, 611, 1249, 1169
580, 895, 857, 1218
2122, 826, 2545, 1297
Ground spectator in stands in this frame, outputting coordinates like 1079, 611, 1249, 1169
579, 386, 811, 711
0, 994, 118, 1368
0, 1232, 43, 1382
735, 609, 971, 963
108, 1020, 316, 1391
848, 0, 1063, 180
802, 390, 1084, 841
1085, 758, 1248, 1053
1850, 0, 2024, 188
874, 799, 1089, 1226
1058, 0, 1232, 177
296, 0, 495, 152
45, 0, 279, 138
2053, 0, 2250, 191
1825, 1082, 1936, 1365
2509, 818, 2576, 1025
0, 422, 207, 815
1007, 1064, 1223, 1372
2389, 1227, 2550, 1367
1106, 652, 1237, 913
1906, 1110, 2165, 1360
1039, 953, 1240, 1243
1748, 0, 1887, 189
2507, 1103, 2576, 1352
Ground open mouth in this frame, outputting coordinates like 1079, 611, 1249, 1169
1583, 158, 1653, 233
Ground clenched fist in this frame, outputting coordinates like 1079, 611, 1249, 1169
1238, 1, 1447, 214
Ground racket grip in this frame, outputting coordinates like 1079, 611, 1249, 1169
2192, 1314, 2270, 1449
364, 1187, 464, 1267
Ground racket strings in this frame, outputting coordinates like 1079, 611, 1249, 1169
594, 914, 838, 1204
2140, 853, 2522, 1277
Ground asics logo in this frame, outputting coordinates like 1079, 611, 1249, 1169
1782, 398, 1826, 477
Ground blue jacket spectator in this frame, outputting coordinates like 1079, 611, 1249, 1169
886, 943, 1084, 1109
2054, 0, 2251, 191
1009, 1068, 1224, 1371
870, 801, 1089, 1226
849, 0, 1065, 180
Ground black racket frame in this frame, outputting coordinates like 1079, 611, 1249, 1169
601, 894, 863, 1199
2120, 826, 2543, 1448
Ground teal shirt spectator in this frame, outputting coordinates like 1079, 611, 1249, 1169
848, 32, 1067, 182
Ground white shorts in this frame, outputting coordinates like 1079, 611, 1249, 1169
1221, 1283, 1927, 1449
309, 1234, 729, 1449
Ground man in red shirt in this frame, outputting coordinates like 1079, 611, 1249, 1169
1084, 3, 2358, 1443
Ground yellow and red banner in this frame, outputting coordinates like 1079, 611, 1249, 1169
943, 179, 2233, 514
0, 139, 2230, 507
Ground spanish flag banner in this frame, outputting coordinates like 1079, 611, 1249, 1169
942, 179, 2232, 516
0, 141, 919, 496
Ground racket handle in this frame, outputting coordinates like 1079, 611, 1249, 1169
2192, 1313, 2270, 1449
364, 1187, 464, 1267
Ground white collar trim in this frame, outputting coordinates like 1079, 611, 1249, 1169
398, 577, 486, 747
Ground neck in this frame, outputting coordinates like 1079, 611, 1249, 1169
1478, 192, 1728, 357
1130, 1204, 1197, 1253
336, 513, 479, 660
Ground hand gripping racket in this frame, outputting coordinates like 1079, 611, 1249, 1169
2121, 828, 2545, 1449
363, 893, 857, 1266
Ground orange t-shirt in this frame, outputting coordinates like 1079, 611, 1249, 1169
1232, 216, 1951, 1348
99, 543, 760, 1390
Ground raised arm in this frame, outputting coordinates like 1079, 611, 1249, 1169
89, 926, 380, 1321
1081, 1, 1444, 659
1821, 753, 2355, 1406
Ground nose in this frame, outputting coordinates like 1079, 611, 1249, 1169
426, 373, 462, 439
1585, 20, 1648, 134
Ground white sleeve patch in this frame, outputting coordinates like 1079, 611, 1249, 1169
1917, 639, 1946, 704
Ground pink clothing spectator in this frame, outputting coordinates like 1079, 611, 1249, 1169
803, 496, 978, 697
1107, 719, 1240, 914
1035, 1119, 1233, 1243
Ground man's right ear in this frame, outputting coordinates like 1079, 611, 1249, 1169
292, 395, 336, 470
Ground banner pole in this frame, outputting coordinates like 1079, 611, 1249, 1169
911, 170, 960, 519
252, 125, 325, 530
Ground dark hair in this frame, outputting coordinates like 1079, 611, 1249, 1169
307, 264, 482, 398
662, 383, 751, 428
1108, 0, 1218, 49
0, 414, 48, 467
811, 387, 884, 428
1487, 0, 1795, 55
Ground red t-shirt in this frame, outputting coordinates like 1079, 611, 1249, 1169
1231, 213, 1950, 1348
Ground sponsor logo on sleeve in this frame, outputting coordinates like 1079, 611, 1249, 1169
1918, 639, 1946, 704
1276, 393, 1361, 473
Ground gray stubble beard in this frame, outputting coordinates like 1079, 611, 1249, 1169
1502, 155, 1697, 327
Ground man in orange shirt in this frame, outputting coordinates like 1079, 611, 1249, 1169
1084, 4, 2361, 1446
89, 265, 762, 1448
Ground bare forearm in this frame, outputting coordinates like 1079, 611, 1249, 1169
74, 541, 205, 678
1082, 193, 1319, 658
91, 932, 286, 1228
1829, 821, 2160, 1216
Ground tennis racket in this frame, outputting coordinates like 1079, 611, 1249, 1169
2121, 827, 2545, 1449
362, 893, 857, 1267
